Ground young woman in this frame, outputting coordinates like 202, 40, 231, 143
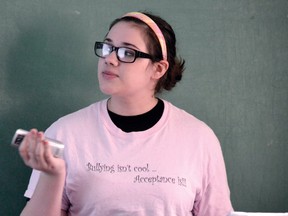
19, 12, 233, 216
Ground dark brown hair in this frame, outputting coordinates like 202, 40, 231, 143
109, 12, 185, 93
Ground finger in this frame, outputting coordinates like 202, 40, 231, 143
43, 139, 55, 168
19, 135, 29, 162
34, 132, 46, 167
19, 129, 37, 164
28, 129, 39, 165
19, 144, 30, 164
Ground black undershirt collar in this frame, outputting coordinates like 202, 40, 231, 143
108, 99, 164, 132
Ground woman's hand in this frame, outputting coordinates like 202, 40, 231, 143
19, 129, 66, 216
19, 129, 65, 176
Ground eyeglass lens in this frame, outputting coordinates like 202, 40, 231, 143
99, 43, 136, 63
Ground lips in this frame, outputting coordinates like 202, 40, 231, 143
101, 71, 119, 79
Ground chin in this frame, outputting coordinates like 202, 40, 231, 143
99, 86, 115, 96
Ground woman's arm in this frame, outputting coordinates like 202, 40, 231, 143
19, 129, 66, 216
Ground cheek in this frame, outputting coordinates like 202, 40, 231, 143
97, 59, 106, 80
125, 69, 153, 88
97, 59, 103, 73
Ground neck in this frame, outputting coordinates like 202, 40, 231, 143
107, 95, 158, 116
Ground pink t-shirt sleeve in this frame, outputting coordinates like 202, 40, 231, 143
192, 127, 233, 216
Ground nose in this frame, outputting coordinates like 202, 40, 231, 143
104, 50, 119, 66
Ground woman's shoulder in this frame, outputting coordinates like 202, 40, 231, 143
59, 99, 106, 122
163, 99, 215, 134
46, 99, 107, 133
164, 100, 203, 123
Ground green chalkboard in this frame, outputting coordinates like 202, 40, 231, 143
1, 0, 287, 215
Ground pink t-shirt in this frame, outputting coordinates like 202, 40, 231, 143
24, 99, 233, 216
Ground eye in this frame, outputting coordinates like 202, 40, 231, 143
102, 44, 112, 56
118, 48, 135, 59
123, 49, 135, 57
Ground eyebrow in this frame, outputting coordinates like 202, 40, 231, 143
104, 38, 140, 50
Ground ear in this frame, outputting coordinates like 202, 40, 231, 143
152, 60, 169, 80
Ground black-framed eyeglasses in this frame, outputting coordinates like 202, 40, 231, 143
94, 42, 156, 63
